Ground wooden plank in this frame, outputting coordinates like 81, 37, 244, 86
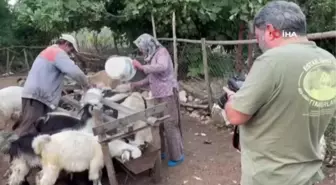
93, 107, 118, 185
102, 98, 136, 114
92, 103, 167, 135
115, 144, 159, 175
99, 115, 170, 143
61, 95, 116, 122
151, 126, 162, 183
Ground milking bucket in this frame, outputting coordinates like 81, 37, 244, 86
105, 56, 137, 82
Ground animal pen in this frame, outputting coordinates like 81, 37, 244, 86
58, 87, 170, 185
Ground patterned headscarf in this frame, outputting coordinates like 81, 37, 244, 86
133, 33, 162, 62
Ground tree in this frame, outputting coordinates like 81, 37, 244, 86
13, 0, 106, 37
0, 0, 14, 45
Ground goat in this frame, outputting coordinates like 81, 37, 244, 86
0, 106, 94, 185
32, 130, 104, 185
0, 86, 23, 130
78, 89, 144, 161
0, 88, 103, 185
87, 70, 120, 90
31, 92, 141, 185
111, 92, 153, 150
17, 78, 26, 87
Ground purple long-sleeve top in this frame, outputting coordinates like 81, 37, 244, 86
132, 47, 178, 98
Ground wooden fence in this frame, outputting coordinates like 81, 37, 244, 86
156, 29, 336, 109
0, 30, 335, 109
149, 12, 336, 109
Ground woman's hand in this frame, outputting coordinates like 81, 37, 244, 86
130, 82, 137, 91
132, 59, 143, 70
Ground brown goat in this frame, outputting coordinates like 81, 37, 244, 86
87, 70, 120, 89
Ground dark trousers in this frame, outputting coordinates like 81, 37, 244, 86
156, 88, 184, 161
13, 98, 51, 136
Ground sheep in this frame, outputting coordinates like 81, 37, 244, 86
32, 130, 104, 185
0, 86, 23, 129
87, 70, 120, 90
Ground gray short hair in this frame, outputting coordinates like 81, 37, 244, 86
253, 1, 307, 36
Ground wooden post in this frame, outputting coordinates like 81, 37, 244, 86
23, 49, 29, 70
201, 38, 213, 109
151, 13, 157, 39
235, 23, 244, 73
247, 30, 254, 70
113, 34, 119, 55
172, 11, 178, 78
93, 107, 118, 185
151, 125, 162, 183
6, 48, 9, 74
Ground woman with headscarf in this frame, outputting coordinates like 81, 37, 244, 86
130, 33, 184, 167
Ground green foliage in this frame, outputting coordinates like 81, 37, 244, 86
0, 0, 14, 45
111, 0, 239, 40
0, 0, 334, 55
13, 0, 105, 36
229, 0, 265, 22
180, 45, 235, 78
63, 26, 131, 55
208, 51, 235, 77
296, 0, 336, 55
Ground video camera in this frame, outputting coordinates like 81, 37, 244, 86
216, 75, 245, 151
217, 75, 245, 109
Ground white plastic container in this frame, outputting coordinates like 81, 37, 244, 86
104, 56, 136, 82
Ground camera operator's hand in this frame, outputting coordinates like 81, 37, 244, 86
223, 86, 235, 98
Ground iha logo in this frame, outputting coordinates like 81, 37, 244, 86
271, 30, 297, 38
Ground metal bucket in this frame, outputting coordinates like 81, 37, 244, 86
105, 56, 137, 82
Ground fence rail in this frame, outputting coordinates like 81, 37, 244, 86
0, 31, 335, 109
157, 31, 336, 45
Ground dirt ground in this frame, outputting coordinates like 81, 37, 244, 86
0, 76, 335, 185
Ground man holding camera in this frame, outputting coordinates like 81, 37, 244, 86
223, 1, 336, 185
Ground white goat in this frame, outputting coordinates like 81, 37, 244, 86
117, 92, 154, 148
107, 139, 142, 163
16, 77, 26, 87
86, 89, 151, 158
32, 130, 104, 185
79, 88, 143, 162
0, 86, 23, 128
